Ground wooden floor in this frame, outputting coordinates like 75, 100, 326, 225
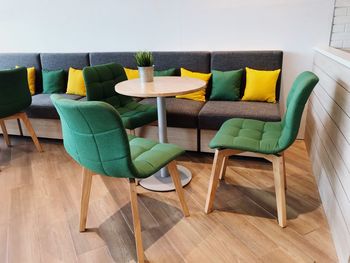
0, 137, 337, 263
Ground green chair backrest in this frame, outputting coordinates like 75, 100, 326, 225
0, 67, 31, 119
82, 62, 132, 108
278, 71, 319, 151
51, 94, 138, 178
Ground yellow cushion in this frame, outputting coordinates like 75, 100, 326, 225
124, 68, 139, 79
176, 68, 211, 102
66, 67, 86, 96
242, 67, 281, 103
16, 66, 35, 95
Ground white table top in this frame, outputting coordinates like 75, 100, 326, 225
115, 76, 206, 97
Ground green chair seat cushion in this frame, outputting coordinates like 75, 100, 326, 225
128, 135, 185, 178
117, 100, 157, 130
209, 118, 283, 154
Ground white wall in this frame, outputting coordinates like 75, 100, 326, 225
0, 0, 334, 135
330, 0, 350, 49
306, 47, 350, 263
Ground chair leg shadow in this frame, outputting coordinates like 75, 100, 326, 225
95, 194, 184, 263
212, 180, 321, 221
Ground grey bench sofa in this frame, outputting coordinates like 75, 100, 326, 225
0, 51, 283, 152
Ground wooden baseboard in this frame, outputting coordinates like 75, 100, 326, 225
200, 129, 216, 153
136, 125, 198, 151
0, 118, 62, 139
1, 118, 198, 152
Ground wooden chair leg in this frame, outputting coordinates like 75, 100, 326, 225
0, 120, 11, 146
80, 167, 93, 232
282, 153, 287, 190
18, 112, 43, 152
205, 149, 225, 214
272, 155, 287, 227
219, 156, 228, 180
17, 119, 23, 136
129, 178, 145, 263
167, 161, 190, 217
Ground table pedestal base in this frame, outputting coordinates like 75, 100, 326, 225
139, 165, 192, 192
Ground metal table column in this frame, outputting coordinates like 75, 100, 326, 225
139, 97, 192, 191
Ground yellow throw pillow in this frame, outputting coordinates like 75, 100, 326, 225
176, 68, 212, 102
242, 67, 281, 103
66, 67, 86, 96
124, 68, 139, 79
16, 66, 35, 95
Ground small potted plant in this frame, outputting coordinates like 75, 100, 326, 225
135, 51, 154, 82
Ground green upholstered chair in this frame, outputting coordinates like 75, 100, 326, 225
204, 71, 319, 228
51, 95, 189, 263
82, 62, 157, 132
0, 67, 42, 152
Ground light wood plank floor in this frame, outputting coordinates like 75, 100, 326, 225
0, 137, 337, 263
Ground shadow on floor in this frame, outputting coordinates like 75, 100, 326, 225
95, 194, 183, 263
214, 180, 321, 220
179, 151, 272, 171
0, 136, 60, 167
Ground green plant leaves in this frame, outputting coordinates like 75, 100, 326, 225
134, 51, 154, 67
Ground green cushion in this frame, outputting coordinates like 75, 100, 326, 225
117, 100, 158, 129
83, 63, 157, 130
209, 118, 282, 154
154, 68, 176, 77
0, 67, 31, 119
129, 135, 184, 178
83, 63, 128, 103
210, 71, 319, 154
51, 95, 184, 179
210, 69, 243, 101
42, 69, 66, 94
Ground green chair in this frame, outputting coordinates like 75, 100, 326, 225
82, 63, 157, 132
204, 71, 319, 227
51, 95, 189, 263
0, 67, 42, 152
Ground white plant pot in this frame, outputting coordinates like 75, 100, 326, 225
138, 66, 154, 82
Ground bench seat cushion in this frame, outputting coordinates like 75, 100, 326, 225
26, 94, 83, 119
199, 101, 281, 130
140, 98, 205, 128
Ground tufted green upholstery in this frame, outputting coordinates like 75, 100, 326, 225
0, 67, 31, 119
210, 71, 319, 154
129, 135, 184, 178
51, 95, 184, 178
82, 63, 157, 130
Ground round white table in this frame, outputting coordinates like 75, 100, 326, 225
115, 76, 206, 192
